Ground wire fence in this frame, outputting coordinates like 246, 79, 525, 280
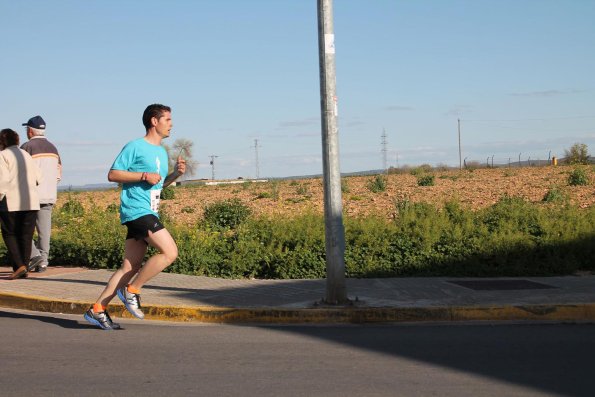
463, 156, 595, 169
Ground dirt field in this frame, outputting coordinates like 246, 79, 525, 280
63, 166, 594, 226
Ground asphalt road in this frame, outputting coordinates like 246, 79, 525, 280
1, 309, 593, 397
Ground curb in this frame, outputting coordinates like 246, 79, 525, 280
2, 292, 595, 324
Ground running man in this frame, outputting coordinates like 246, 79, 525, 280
84, 104, 185, 330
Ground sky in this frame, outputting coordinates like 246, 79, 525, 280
1, 0, 594, 187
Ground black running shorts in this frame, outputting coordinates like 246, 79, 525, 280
124, 214, 165, 241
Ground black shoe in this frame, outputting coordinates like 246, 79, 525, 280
27, 256, 43, 272
37, 265, 48, 273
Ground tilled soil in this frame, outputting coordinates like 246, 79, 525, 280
63, 166, 594, 227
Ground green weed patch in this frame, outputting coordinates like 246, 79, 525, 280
2, 197, 593, 279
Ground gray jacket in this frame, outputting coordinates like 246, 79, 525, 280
21, 136, 61, 204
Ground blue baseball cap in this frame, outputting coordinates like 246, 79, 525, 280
22, 115, 46, 129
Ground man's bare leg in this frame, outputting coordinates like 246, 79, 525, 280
95, 238, 148, 307
129, 228, 178, 290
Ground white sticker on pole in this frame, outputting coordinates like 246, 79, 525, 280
325, 34, 335, 54
333, 95, 338, 116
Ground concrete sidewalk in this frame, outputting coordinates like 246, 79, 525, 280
1, 266, 594, 324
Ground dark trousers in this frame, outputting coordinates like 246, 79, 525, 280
0, 210, 38, 271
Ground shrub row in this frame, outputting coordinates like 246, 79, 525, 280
3, 195, 592, 279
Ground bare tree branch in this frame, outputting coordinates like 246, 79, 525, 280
163, 139, 199, 178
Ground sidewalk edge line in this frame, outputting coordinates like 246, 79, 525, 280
1, 292, 595, 324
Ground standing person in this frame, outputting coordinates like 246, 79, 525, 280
0, 129, 41, 280
84, 104, 185, 330
20, 115, 62, 273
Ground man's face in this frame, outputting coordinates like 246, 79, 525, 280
154, 111, 172, 138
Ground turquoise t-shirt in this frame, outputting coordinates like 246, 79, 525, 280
111, 138, 168, 223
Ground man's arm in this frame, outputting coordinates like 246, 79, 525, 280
108, 169, 161, 185
163, 171, 180, 188
163, 156, 186, 188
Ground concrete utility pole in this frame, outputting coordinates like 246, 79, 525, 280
458, 118, 462, 170
209, 155, 218, 180
381, 128, 388, 172
252, 139, 261, 179
317, 0, 347, 304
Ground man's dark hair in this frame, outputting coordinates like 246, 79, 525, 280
0, 128, 20, 149
142, 104, 171, 130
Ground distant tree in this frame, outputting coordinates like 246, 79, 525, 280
163, 139, 199, 178
564, 143, 590, 165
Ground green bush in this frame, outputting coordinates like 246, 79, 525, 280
261, 181, 281, 201
296, 185, 309, 196
568, 167, 589, 186
410, 164, 433, 176
203, 198, 252, 229
160, 186, 176, 200
417, 174, 435, 186
367, 175, 387, 193
254, 181, 281, 200
341, 178, 351, 193
166, 226, 233, 277
481, 195, 544, 237
51, 206, 123, 268
59, 197, 85, 217
564, 143, 590, 165
42, 193, 595, 279
231, 214, 326, 279
167, 213, 326, 279
270, 181, 281, 201
542, 187, 567, 203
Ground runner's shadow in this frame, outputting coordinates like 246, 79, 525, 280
0, 309, 124, 330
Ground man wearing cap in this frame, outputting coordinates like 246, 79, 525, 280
20, 115, 61, 273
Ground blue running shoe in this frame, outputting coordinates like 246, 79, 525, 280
84, 307, 121, 330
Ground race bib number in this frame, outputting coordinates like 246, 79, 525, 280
151, 189, 161, 212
